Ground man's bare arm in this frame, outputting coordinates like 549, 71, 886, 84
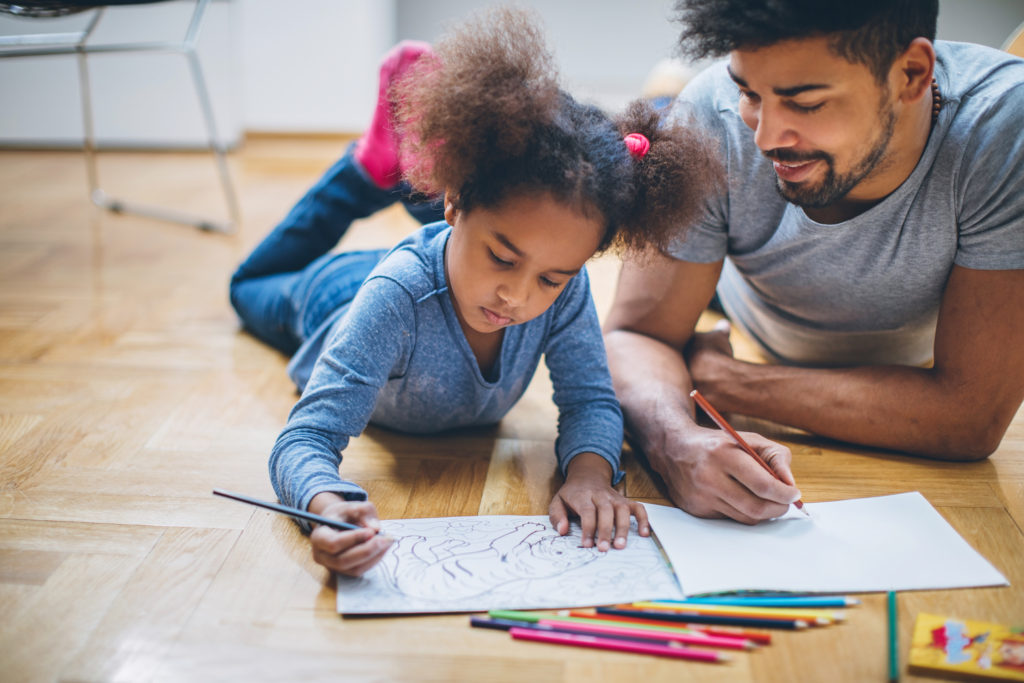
687, 266, 1024, 460
604, 254, 800, 523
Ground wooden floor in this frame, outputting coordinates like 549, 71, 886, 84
0, 140, 1021, 683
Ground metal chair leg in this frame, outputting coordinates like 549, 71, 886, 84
73, 0, 239, 233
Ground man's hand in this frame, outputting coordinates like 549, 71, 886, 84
684, 319, 735, 404
649, 421, 800, 525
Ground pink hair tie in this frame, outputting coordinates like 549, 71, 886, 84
624, 133, 650, 159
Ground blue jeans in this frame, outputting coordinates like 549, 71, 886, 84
229, 143, 444, 355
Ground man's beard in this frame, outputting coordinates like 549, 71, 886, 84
768, 103, 897, 209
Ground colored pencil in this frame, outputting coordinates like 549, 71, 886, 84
542, 613, 757, 647
212, 488, 363, 532
598, 606, 809, 630
488, 609, 749, 643
537, 619, 757, 650
509, 627, 731, 662
567, 610, 773, 644
690, 389, 811, 517
676, 596, 860, 608
470, 616, 756, 650
888, 591, 899, 682
632, 601, 845, 624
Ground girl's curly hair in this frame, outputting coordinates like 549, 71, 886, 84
394, 6, 720, 254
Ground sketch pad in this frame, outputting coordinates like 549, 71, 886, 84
336, 516, 683, 615
644, 491, 1009, 596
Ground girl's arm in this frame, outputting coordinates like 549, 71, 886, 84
268, 277, 414, 530
543, 268, 645, 549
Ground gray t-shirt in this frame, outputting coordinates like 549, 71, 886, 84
269, 222, 624, 516
669, 41, 1024, 366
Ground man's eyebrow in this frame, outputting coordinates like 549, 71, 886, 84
726, 65, 830, 97
494, 232, 580, 276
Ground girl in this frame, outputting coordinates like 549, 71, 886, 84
230, 8, 716, 577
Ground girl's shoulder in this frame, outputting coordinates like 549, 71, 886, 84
366, 221, 452, 301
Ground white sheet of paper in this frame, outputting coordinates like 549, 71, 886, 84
645, 491, 1009, 596
336, 515, 683, 614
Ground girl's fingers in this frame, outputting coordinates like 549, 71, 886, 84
630, 501, 651, 536
612, 503, 633, 549
577, 502, 597, 549
593, 500, 615, 552
548, 496, 571, 536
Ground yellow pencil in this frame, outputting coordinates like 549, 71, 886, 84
632, 601, 846, 625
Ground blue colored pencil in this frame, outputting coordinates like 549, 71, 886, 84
597, 607, 808, 630
670, 596, 860, 608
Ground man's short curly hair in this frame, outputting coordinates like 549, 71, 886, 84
673, 0, 939, 83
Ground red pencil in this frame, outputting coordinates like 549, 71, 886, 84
690, 389, 810, 516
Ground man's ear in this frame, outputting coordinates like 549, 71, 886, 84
893, 36, 936, 105
444, 192, 459, 226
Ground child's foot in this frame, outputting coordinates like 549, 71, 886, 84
355, 40, 433, 189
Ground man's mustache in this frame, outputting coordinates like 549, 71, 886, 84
764, 148, 831, 164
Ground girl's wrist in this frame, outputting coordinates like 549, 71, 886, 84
565, 452, 613, 483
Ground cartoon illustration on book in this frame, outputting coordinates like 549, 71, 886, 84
336, 515, 681, 614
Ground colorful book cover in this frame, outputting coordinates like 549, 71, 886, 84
909, 613, 1024, 681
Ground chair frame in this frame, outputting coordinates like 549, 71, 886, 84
0, 0, 239, 233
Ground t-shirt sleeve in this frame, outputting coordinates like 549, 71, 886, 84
542, 268, 625, 484
268, 275, 414, 530
664, 63, 733, 263
954, 80, 1024, 270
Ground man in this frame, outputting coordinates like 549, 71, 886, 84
604, 0, 1024, 524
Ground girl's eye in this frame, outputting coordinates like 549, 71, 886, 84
540, 277, 563, 289
739, 89, 759, 103
489, 250, 513, 267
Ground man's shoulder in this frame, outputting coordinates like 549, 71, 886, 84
936, 41, 1024, 112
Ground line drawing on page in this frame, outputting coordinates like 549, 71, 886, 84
336, 515, 682, 614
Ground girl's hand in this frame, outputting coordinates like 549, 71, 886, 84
548, 452, 650, 552
307, 494, 393, 577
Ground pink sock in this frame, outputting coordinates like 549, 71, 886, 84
355, 40, 433, 189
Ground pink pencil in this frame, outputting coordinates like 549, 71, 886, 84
536, 619, 756, 650
509, 627, 732, 662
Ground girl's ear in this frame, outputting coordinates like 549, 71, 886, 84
443, 192, 459, 226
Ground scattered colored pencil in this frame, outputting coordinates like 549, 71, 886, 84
509, 627, 732, 663
632, 601, 846, 624
677, 596, 860, 608
888, 591, 900, 682
567, 610, 774, 644
597, 606, 809, 630
471, 615, 756, 650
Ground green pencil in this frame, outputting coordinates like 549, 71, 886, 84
887, 592, 899, 683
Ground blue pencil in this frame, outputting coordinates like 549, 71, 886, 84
596, 607, 808, 630
670, 596, 860, 608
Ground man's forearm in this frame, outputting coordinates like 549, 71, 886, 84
604, 330, 698, 460
703, 357, 1005, 460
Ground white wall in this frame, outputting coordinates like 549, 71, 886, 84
0, 0, 241, 147
238, 0, 395, 133
0, 0, 1021, 148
